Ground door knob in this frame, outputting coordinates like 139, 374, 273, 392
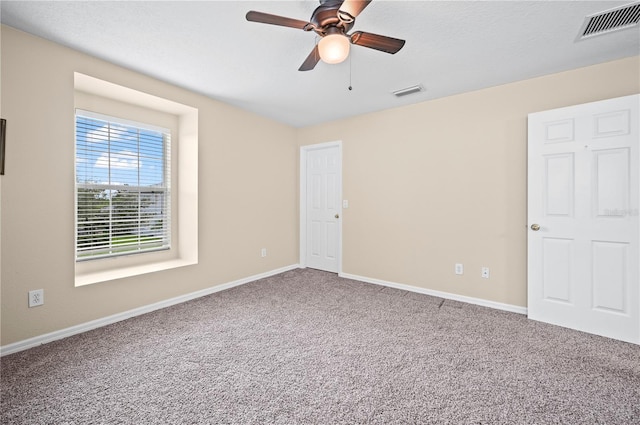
335, 214, 340, 219
530, 224, 540, 231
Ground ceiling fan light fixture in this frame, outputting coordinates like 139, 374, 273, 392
318, 32, 350, 64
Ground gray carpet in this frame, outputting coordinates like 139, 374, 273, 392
1, 268, 639, 424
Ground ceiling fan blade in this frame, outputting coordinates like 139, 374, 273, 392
299, 45, 321, 71
246, 11, 310, 30
338, 0, 373, 20
350, 31, 405, 54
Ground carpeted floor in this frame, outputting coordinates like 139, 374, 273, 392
1, 268, 639, 424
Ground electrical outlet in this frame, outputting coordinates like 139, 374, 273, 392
29, 289, 44, 307
481, 267, 490, 279
261, 248, 267, 257
455, 263, 464, 275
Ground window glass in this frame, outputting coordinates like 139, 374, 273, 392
75, 111, 171, 260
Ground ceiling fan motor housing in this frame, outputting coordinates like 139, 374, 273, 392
309, 2, 355, 35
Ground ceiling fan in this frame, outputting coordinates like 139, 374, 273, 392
246, 0, 406, 71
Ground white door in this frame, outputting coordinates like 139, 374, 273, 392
528, 94, 639, 344
304, 144, 341, 272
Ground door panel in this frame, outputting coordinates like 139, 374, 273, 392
593, 148, 629, 216
592, 241, 627, 313
326, 222, 337, 260
544, 154, 574, 216
542, 238, 573, 303
544, 118, 575, 143
311, 220, 321, 256
594, 110, 630, 137
528, 94, 639, 344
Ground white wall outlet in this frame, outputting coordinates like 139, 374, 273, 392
455, 263, 464, 275
29, 289, 44, 307
481, 267, 490, 279
343, 200, 349, 208
261, 248, 267, 257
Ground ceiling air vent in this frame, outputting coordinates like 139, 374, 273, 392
392, 85, 424, 97
578, 1, 640, 40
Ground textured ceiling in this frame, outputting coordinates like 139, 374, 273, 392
2, 1, 639, 127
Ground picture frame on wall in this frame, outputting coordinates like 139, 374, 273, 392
0, 118, 6, 175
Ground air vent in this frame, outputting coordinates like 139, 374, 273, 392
392, 85, 424, 97
578, 1, 640, 40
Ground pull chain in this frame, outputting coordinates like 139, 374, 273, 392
348, 50, 353, 91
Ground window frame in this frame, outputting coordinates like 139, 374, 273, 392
74, 109, 172, 261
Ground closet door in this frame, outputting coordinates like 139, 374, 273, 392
528, 94, 639, 344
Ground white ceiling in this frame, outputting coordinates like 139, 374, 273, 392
2, 1, 639, 127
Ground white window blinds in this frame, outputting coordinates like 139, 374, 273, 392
75, 110, 171, 260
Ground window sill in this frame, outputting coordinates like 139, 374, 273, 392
75, 257, 197, 287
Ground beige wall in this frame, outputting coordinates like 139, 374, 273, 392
0, 26, 298, 346
297, 56, 640, 308
2, 23, 639, 347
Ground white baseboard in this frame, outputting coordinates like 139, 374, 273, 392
339, 272, 527, 315
1, 264, 300, 357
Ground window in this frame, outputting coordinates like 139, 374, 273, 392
75, 110, 171, 260
73, 73, 198, 286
